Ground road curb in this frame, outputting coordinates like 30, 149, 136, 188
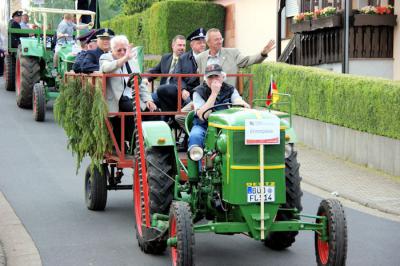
302, 179, 400, 216
0, 240, 5, 266
0, 192, 42, 266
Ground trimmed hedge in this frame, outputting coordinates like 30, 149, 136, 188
243, 63, 400, 140
102, 0, 225, 54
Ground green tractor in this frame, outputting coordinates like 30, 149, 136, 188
125, 89, 348, 265
12, 7, 95, 121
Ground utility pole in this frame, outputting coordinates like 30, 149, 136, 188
342, 0, 350, 73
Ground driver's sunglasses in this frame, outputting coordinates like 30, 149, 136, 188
116, 48, 127, 53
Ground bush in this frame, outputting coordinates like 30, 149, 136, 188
54, 78, 112, 173
243, 63, 400, 140
102, 0, 225, 54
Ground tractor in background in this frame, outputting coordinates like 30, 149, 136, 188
10, 7, 95, 121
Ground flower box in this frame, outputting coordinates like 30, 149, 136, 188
291, 20, 311, 33
353, 14, 397, 26
311, 14, 342, 31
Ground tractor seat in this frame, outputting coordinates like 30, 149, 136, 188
184, 110, 195, 135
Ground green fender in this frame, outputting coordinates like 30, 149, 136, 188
20, 38, 45, 57
142, 121, 175, 147
281, 119, 297, 144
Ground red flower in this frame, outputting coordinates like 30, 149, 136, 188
375, 6, 387, 15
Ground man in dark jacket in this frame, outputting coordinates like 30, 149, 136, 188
145, 35, 186, 85
9, 11, 25, 48
72, 29, 96, 73
80, 28, 114, 73
188, 64, 249, 151
157, 28, 206, 113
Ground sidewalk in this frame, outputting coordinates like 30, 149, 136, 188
0, 192, 42, 266
297, 143, 400, 216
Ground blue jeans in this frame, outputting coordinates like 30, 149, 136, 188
188, 125, 207, 149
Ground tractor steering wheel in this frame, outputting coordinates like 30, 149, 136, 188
201, 103, 245, 121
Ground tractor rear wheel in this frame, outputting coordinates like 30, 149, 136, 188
264, 145, 303, 250
4, 54, 16, 91
16, 54, 40, 109
33, 83, 46, 122
134, 147, 175, 254
169, 201, 194, 266
85, 164, 107, 211
315, 198, 347, 266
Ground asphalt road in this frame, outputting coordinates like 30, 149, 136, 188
0, 78, 399, 266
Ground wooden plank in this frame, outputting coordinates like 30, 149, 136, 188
355, 27, 363, 58
379, 27, 388, 57
349, 27, 354, 58
363, 27, 371, 58
388, 28, 393, 58
371, 27, 380, 58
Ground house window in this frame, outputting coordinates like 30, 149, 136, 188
302, 0, 342, 11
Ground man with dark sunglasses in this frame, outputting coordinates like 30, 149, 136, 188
100, 35, 157, 152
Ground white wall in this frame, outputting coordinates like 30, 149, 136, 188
215, 0, 277, 61
316, 59, 394, 80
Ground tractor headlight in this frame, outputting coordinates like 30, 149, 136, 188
188, 145, 204, 161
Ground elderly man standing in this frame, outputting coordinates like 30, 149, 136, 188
189, 64, 249, 151
100, 35, 157, 151
196, 28, 275, 87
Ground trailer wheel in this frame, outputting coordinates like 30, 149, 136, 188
169, 201, 194, 266
4, 54, 16, 91
315, 198, 347, 266
264, 146, 303, 250
85, 165, 107, 211
16, 53, 40, 109
33, 83, 46, 122
134, 147, 175, 254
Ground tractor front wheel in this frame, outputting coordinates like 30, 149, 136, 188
315, 198, 347, 266
4, 54, 16, 91
134, 147, 175, 254
33, 83, 46, 121
169, 201, 194, 266
264, 145, 303, 250
85, 165, 107, 211
16, 53, 40, 109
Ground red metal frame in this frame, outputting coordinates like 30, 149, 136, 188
64, 71, 254, 230
64, 72, 254, 169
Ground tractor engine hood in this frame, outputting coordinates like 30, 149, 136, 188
208, 108, 280, 128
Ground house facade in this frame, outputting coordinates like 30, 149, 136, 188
215, 0, 400, 80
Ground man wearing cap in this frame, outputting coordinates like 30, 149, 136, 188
188, 64, 249, 151
196, 28, 275, 87
156, 28, 206, 113
72, 29, 96, 73
80, 28, 114, 73
9, 11, 25, 48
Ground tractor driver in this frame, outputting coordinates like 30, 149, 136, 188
188, 64, 249, 153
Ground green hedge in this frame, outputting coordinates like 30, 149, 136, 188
243, 63, 400, 140
102, 0, 225, 54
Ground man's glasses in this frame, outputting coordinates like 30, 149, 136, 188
116, 48, 127, 53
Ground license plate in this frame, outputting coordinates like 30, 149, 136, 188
247, 186, 275, 203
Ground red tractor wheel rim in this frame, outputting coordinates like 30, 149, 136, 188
318, 211, 329, 264
170, 216, 177, 266
133, 162, 143, 236
33, 92, 37, 113
16, 58, 21, 95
